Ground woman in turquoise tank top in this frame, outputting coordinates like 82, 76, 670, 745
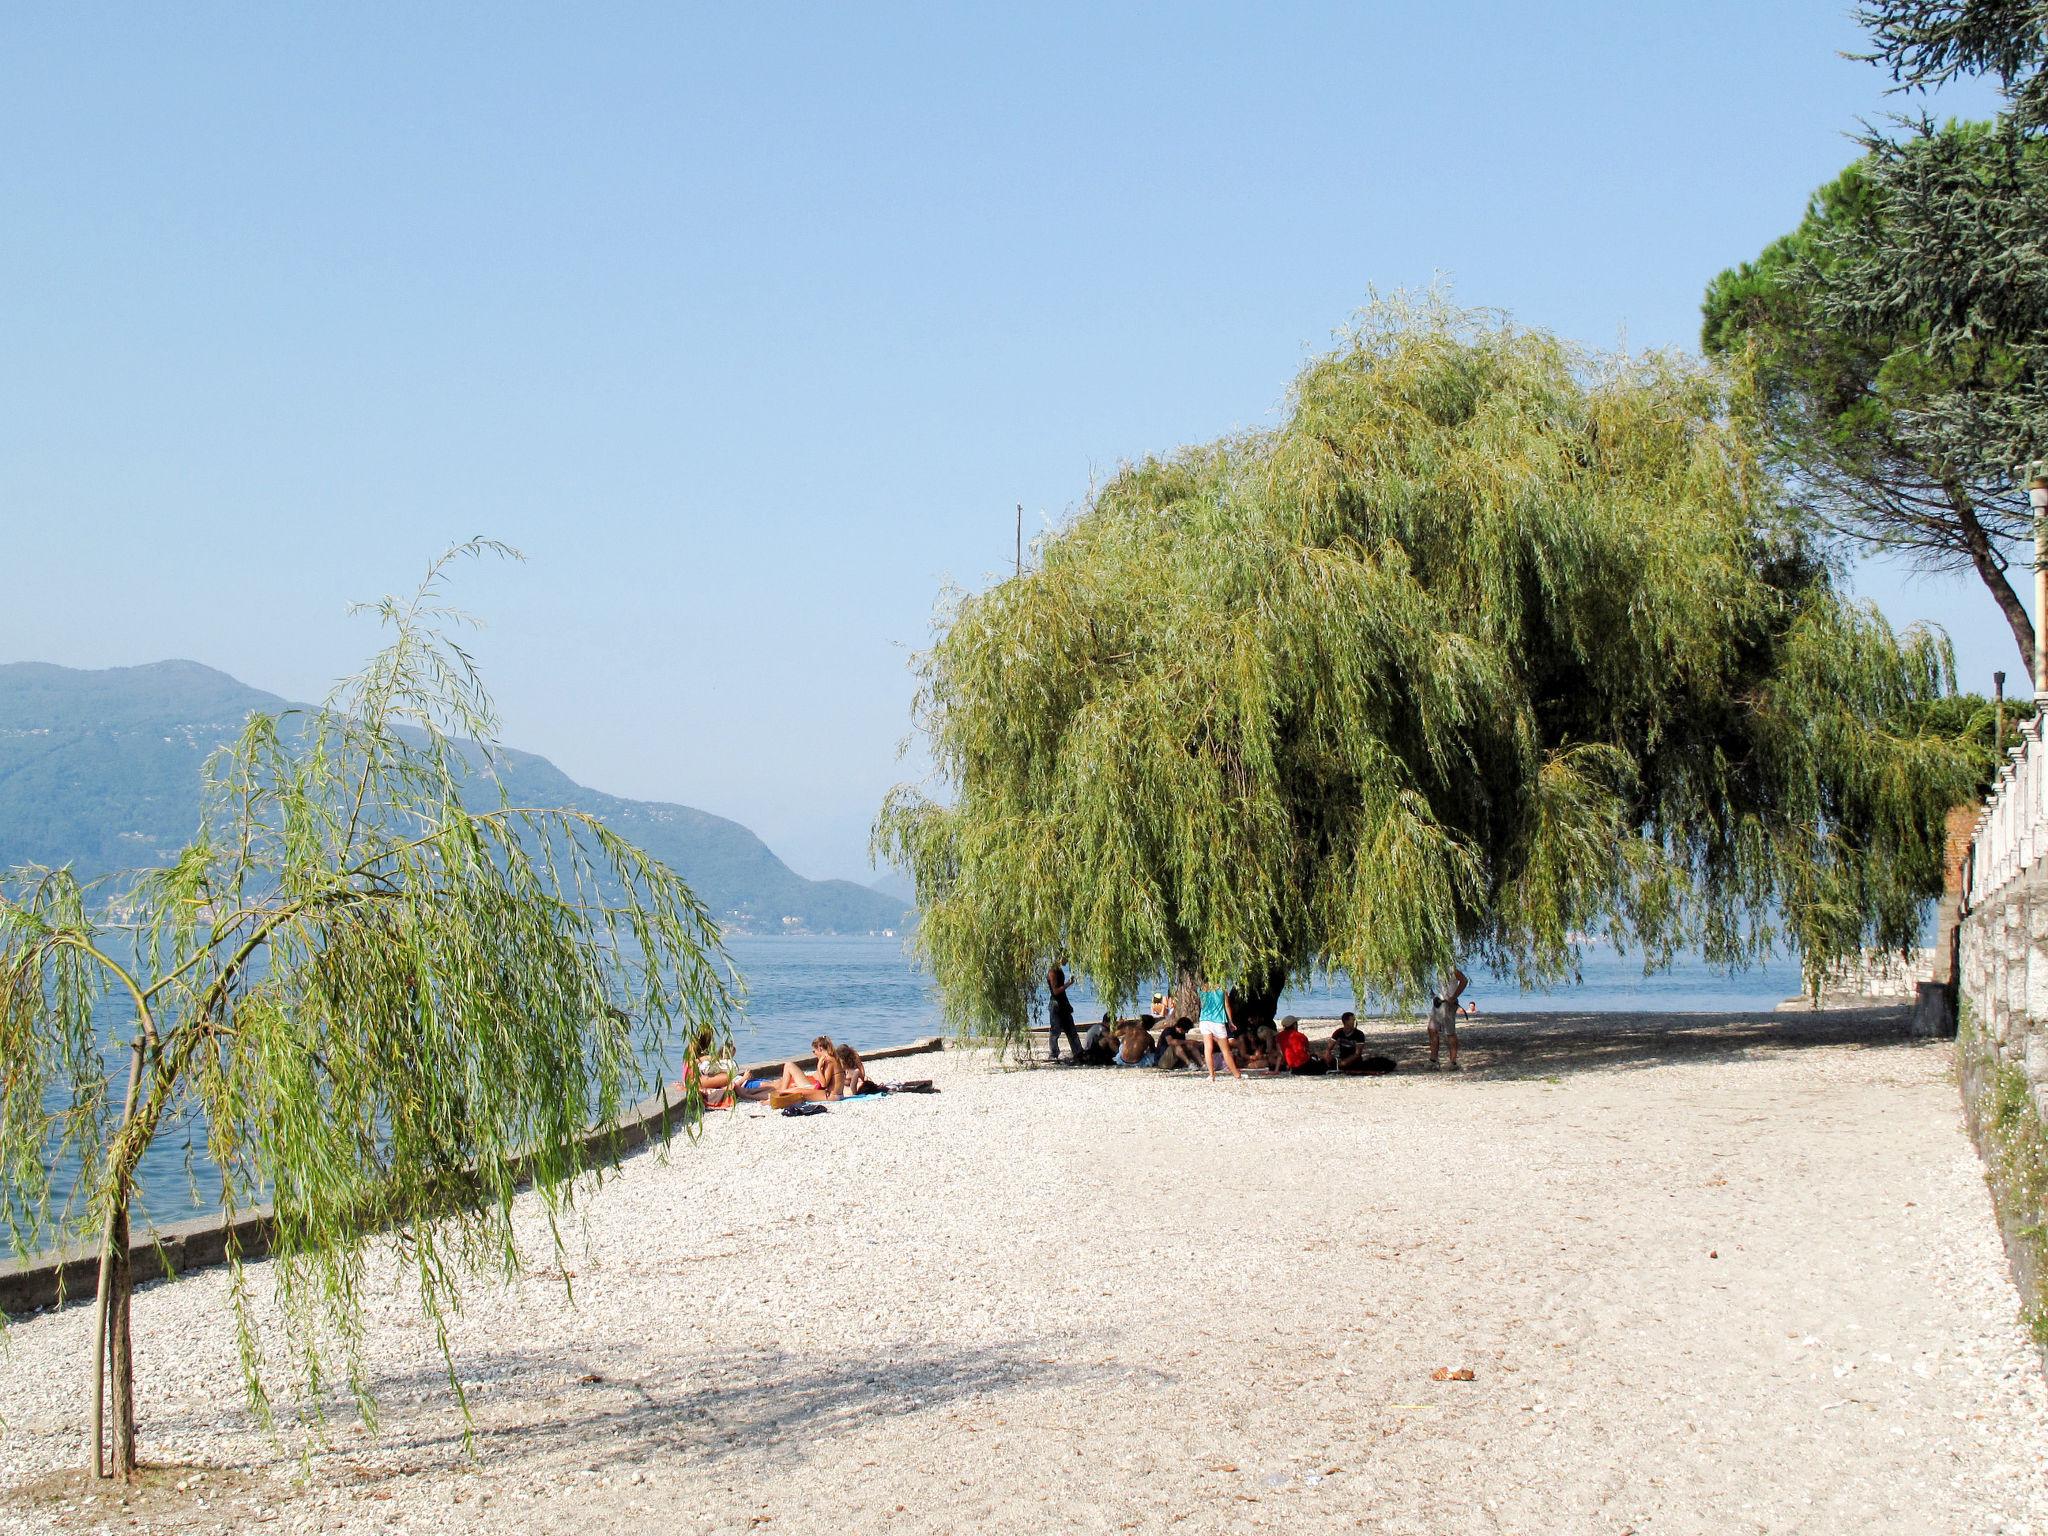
1194, 983, 1244, 1082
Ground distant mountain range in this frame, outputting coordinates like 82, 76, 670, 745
0, 660, 912, 936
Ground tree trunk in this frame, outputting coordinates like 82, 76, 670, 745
92, 1038, 146, 1480
1172, 967, 1200, 1026
1241, 966, 1288, 1031
108, 1205, 136, 1477
1949, 487, 2036, 673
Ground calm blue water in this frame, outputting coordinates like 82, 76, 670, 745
37, 934, 1809, 1233
729, 933, 1813, 1054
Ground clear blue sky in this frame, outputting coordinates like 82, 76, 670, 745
0, 3, 2013, 880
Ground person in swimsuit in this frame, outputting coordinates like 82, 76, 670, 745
835, 1042, 874, 1095
775, 1035, 845, 1100
1196, 982, 1245, 1082
1113, 1018, 1157, 1067
675, 1027, 737, 1107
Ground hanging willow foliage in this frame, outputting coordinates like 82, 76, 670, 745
0, 541, 739, 1476
876, 297, 1976, 1040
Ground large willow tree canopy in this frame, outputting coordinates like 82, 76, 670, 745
877, 300, 1975, 1036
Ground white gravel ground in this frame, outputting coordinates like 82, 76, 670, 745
3, 1007, 2045, 1536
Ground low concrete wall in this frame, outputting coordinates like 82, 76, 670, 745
0, 1036, 945, 1320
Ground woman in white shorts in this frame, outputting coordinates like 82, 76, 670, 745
1196, 983, 1245, 1082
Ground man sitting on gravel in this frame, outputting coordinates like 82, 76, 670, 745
1275, 1016, 1327, 1075
1079, 1014, 1117, 1066
1325, 1012, 1368, 1073
1114, 1017, 1157, 1068
1152, 1015, 1199, 1071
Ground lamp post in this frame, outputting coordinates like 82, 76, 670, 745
1996, 670, 2007, 748
2033, 476, 2048, 696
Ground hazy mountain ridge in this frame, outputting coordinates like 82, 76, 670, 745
0, 660, 910, 935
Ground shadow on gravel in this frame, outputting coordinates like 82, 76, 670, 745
328, 1335, 1125, 1480
1352, 1004, 1921, 1082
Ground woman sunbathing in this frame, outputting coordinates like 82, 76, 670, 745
835, 1042, 876, 1095
675, 1028, 737, 1108
774, 1035, 845, 1101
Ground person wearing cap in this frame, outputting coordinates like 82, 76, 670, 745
1274, 1015, 1325, 1074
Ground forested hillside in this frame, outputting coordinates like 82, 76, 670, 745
0, 660, 909, 935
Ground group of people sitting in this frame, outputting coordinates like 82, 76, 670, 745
1045, 964, 1478, 1077
1066, 1002, 1394, 1076
678, 1029, 882, 1109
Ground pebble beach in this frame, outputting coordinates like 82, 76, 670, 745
3, 1006, 2046, 1535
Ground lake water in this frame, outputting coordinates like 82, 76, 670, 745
42, 933, 1812, 1232
725, 933, 1815, 1054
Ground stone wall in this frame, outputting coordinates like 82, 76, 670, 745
1957, 849, 2048, 1358
1808, 946, 1940, 1004
1960, 881, 2048, 1126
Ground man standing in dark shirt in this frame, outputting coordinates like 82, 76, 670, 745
1046, 960, 1082, 1063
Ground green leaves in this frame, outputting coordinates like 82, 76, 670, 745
880, 299, 1976, 1035
1, 543, 739, 1451
1703, 118, 2048, 669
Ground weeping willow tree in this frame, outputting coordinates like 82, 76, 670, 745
0, 542, 738, 1478
876, 299, 1978, 1039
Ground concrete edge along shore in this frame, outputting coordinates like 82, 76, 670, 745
0, 1035, 951, 1319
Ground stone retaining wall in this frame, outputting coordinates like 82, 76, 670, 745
0, 1036, 946, 1320
1958, 876, 2048, 1360
1960, 881, 2048, 1123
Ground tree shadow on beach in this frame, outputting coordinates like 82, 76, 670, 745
309, 1332, 1129, 1484
1342, 1004, 1924, 1083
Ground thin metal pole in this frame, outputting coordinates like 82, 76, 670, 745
1996, 670, 2007, 749
1015, 503, 1022, 577
2036, 507, 2047, 697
